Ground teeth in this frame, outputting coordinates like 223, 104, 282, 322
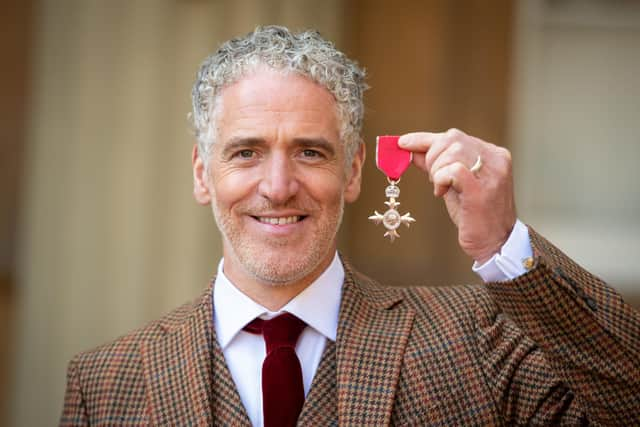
258, 216, 301, 225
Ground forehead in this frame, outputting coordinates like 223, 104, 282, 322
215, 69, 340, 143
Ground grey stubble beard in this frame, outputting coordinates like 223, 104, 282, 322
210, 192, 344, 288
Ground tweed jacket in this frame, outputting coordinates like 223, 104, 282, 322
60, 228, 640, 426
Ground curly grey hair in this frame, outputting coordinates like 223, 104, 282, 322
190, 25, 367, 168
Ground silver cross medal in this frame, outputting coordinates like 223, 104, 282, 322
369, 178, 416, 242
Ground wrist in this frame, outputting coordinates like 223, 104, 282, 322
472, 226, 514, 264
475, 246, 502, 265
472, 219, 533, 282
475, 252, 496, 265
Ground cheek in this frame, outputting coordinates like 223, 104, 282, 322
305, 174, 345, 205
211, 171, 258, 207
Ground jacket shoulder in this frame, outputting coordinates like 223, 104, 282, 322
70, 286, 211, 376
403, 284, 495, 314
344, 257, 495, 326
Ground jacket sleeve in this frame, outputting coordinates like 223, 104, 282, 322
478, 226, 640, 425
59, 357, 89, 427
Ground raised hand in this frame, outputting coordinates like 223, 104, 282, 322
399, 128, 517, 264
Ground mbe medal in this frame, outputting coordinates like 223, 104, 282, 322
368, 136, 416, 242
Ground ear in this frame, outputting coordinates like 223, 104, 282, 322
192, 144, 212, 205
344, 141, 366, 203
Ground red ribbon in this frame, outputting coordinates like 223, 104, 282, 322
375, 135, 413, 181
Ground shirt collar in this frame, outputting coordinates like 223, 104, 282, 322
213, 252, 344, 350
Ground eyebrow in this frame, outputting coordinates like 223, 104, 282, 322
220, 137, 265, 157
221, 136, 336, 157
293, 137, 336, 156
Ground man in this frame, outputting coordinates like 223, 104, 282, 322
60, 26, 639, 426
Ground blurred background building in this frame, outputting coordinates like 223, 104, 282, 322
1, 0, 638, 424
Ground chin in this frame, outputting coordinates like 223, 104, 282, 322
238, 245, 327, 287
213, 201, 343, 287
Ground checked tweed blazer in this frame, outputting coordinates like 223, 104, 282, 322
61, 229, 640, 426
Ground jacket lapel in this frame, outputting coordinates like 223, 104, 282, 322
297, 340, 338, 425
140, 263, 413, 426
140, 282, 251, 426
336, 263, 415, 426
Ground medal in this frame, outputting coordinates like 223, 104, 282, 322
368, 135, 416, 242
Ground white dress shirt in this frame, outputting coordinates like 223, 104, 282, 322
213, 220, 533, 426
213, 253, 343, 427
473, 219, 533, 282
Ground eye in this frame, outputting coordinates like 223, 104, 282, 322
302, 149, 322, 158
236, 149, 255, 159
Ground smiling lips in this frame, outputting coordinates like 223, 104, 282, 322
255, 215, 306, 225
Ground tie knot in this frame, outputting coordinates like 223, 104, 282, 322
244, 313, 307, 354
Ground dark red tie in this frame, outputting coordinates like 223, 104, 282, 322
244, 313, 307, 427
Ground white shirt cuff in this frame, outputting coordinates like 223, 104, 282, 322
472, 219, 534, 282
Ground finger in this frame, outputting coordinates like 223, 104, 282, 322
425, 128, 468, 176
411, 151, 429, 174
430, 141, 478, 181
398, 132, 440, 152
432, 161, 476, 197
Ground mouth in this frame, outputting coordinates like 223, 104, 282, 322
252, 215, 307, 225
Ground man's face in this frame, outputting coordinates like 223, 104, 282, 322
192, 69, 364, 287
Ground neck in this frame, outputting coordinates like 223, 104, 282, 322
223, 254, 335, 311
234, 280, 310, 311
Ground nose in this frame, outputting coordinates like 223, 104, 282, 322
257, 153, 299, 205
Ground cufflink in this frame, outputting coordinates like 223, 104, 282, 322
522, 257, 535, 271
